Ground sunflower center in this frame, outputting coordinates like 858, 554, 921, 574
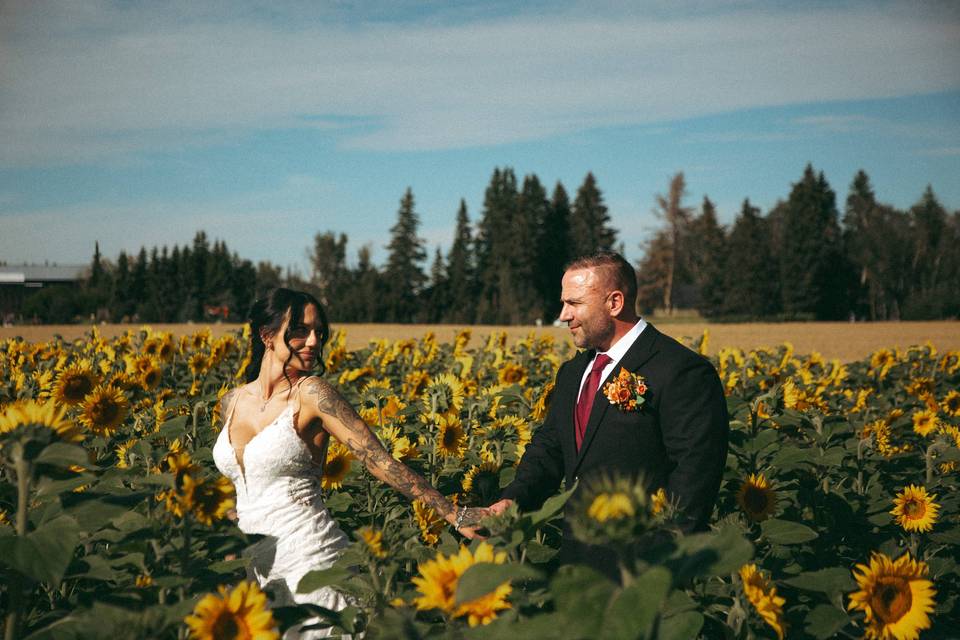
91, 399, 120, 424
870, 577, 912, 623
64, 376, 93, 401
743, 486, 770, 514
903, 499, 926, 519
326, 458, 347, 478
442, 428, 461, 448
211, 610, 242, 638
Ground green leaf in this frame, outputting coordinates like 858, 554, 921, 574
208, 557, 248, 574
674, 525, 754, 579
550, 565, 617, 636
524, 540, 559, 564
455, 563, 542, 605
324, 491, 353, 513
781, 567, 855, 596
929, 529, 960, 545
62, 497, 136, 531
528, 484, 576, 526
0, 515, 80, 586
499, 466, 516, 488
811, 447, 847, 467
769, 446, 811, 471
760, 519, 819, 545
660, 611, 705, 640
742, 429, 780, 455
156, 416, 189, 439
34, 443, 95, 469
601, 566, 672, 639
804, 604, 851, 639
297, 567, 354, 594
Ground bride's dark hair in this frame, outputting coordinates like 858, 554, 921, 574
244, 288, 330, 383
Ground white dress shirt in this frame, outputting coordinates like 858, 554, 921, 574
577, 319, 648, 398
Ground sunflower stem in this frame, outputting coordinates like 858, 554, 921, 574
5, 454, 32, 640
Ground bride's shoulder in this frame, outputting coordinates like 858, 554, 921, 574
218, 383, 249, 412
298, 376, 347, 412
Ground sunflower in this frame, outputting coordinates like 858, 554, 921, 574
184, 580, 279, 640
139, 362, 163, 390
890, 485, 939, 533
357, 526, 388, 559
462, 461, 501, 501
587, 491, 636, 523
321, 441, 354, 490
650, 487, 668, 516
433, 414, 467, 459
739, 564, 786, 640
531, 381, 556, 422
187, 475, 236, 526
412, 542, 511, 627
391, 435, 419, 462
423, 373, 465, 417
413, 499, 446, 546
114, 437, 139, 469
403, 370, 430, 399
0, 399, 82, 443
498, 363, 528, 387
51, 362, 98, 405
911, 410, 938, 437
78, 385, 129, 437
188, 353, 211, 377
737, 473, 777, 522
848, 552, 936, 640
941, 390, 960, 417
870, 348, 897, 378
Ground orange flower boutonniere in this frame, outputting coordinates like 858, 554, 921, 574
602, 369, 648, 412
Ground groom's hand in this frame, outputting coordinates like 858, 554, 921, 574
487, 499, 514, 516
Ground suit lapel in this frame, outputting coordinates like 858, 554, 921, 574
572, 324, 662, 473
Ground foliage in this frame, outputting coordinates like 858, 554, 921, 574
1, 326, 958, 638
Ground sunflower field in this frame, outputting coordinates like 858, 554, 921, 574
1, 326, 958, 639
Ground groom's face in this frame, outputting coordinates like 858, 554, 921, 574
559, 267, 615, 351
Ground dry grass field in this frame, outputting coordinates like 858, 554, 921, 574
1, 320, 957, 362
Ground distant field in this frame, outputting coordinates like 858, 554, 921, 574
2, 321, 957, 362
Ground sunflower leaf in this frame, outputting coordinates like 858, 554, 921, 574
0, 515, 80, 587
601, 566, 673, 639
803, 604, 851, 639
781, 567, 855, 595
659, 611, 705, 640
455, 562, 542, 605
760, 519, 818, 544
297, 567, 354, 594
34, 443, 94, 469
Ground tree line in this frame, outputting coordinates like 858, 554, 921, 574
17, 164, 959, 324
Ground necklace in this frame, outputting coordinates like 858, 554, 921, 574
256, 380, 274, 412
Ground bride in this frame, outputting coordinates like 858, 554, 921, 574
212, 288, 486, 638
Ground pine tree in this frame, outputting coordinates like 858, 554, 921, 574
512, 174, 550, 323
652, 173, 694, 314
383, 188, 427, 322
446, 200, 475, 323
724, 200, 780, 318
475, 168, 519, 323
569, 172, 616, 258
904, 186, 951, 317
111, 251, 133, 321
687, 197, 727, 318
425, 247, 448, 323
310, 232, 349, 316
778, 165, 846, 319
540, 182, 573, 319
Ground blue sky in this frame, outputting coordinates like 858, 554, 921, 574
1, 0, 958, 273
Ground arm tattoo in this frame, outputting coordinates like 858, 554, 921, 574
219, 389, 237, 424
306, 378, 454, 518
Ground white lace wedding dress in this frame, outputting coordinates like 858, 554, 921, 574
213, 385, 354, 639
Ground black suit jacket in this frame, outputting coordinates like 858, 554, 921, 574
500, 324, 729, 577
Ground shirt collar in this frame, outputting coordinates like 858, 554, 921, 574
597, 319, 647, 364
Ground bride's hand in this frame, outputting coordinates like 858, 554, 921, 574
453, 506, 491, 539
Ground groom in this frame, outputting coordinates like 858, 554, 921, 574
490, 251, 728, 579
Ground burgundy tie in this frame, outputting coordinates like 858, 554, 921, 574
575, 353, 612, 451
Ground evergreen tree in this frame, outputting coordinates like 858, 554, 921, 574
778, 165, 846, 319
569, 172, 616, 258
189, 232, 211, 320
903, 186, 951, 317
310, 231, 349, 316
724, 200, 780, 318
687, 197, 727, 318
446, 200, 475, 323
349, 245, 382, 322
383, 188, 427, 322
636, 229, 671, 314
424, 247, 448, 323
540, 182, 573, 319
111, 251, 133, 321
475, 168, 519, 323
511, 174, 550, 323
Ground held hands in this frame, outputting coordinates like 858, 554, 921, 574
487, 498, 514, 516
450, 506, 492, 540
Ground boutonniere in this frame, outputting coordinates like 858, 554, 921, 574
602, 368, 648, 412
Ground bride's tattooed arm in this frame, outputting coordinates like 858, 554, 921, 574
304, 377, 487, 529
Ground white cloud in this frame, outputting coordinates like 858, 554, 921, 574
1, 2, 958, 165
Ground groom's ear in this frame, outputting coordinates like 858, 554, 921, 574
607, 290, 625, 316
